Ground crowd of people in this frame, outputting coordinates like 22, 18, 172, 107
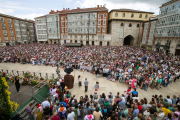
23, 81, 180, 120
2, 43, 180, 120
1, 43, 180, 91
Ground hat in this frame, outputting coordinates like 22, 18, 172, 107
109, 91, 112, 93
94, 91, 97, 94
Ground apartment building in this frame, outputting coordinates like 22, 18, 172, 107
154, 0, 180, 55
0, 13, 36, 46
35, 5, 111, 46
35, 16, 48, 43
141, 17, 157, 50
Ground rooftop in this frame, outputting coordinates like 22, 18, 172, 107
109, 9, 154, 14
160, 0, 179, 8
49, 5, 108, 14
0, 13, 35, 23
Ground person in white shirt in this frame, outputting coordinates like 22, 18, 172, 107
155, 109, 165, 120
67, 108, 75, 120
143, 107, 150, 119
164, 95, 172, 104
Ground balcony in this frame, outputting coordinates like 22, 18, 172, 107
155, 33, 180, 37
9, 27, 13, 30
11, 34, 14, 37
4, 34, 7, 36
2, 26, 6, 29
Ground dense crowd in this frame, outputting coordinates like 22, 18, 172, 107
21, 81, 180, 120
1, 43, 180, 91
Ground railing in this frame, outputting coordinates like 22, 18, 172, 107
1, 69, 57, 80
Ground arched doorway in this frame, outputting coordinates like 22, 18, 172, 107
123, 35, 134, 46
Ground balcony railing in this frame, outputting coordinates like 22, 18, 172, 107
155, 33, 180, 37
4, 33, 7, 36
156, 21, 180, 27
2, 26, 6, 29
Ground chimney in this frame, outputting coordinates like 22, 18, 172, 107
63, 8, 65, 10
77, 7, 80, 9
66, 8, 67, 10
100, 5, 102, 8
68, 8, 69, 10
97, 5, 99, 8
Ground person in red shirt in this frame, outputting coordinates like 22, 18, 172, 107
137, 102, 142, 113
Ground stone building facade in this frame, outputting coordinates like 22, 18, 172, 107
108, 9, 154, 47
108, 20, 143, 46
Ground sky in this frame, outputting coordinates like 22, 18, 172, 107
0, 0, 170, 20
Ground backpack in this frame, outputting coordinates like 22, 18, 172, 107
77, 109, 81, 116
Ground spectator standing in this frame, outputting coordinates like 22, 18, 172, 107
84, 78, 89, 92
25, 103, 34, 120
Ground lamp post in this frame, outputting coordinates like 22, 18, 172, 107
88, 12, 90, 46
56, 15, 59, 49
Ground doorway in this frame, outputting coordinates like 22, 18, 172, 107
86, 41, 89, 45
123, 35, 134, 46
92, 41, 94, 45
75, 40, 77, 43
100, 41, 102, 46
107, 41, 110, 46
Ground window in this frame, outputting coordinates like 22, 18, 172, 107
12, 37, 15, 41
61, 17, 63, 20
9, 24, 12, 29
121, 23, 124, 26
5, 37, 8, 42
81, 35, 83, 39
2, 24, 6, 29
92, 35, 94, 39
115, 13, 118, 17
8, 19, 11, 23
10, 31, 13, 36
65, 17, 67, 20
131, 13, 134, 18
3, 30, 7, 36
75, 35, 77, 39
129, 23, 132, 27
166, 40, 171, 46
103, 28, 105, 32
1, 17, 4, 22
104, 14, 106, 18
65, 22, 67, 26
99, 14, 101, 18
145, 14, 148, 19
98, 28, 100, 32
157, 40, 161, 45
122, 13, 125, 17
62, 23, 64, 26
98, 21, 101, 25
139, 14, 142, 18
137, 24, 139, 27
62, 29, 64, 32
65, 28, 67, 32
103, 21, 106, 25
70, 35, 72, 39
86, 35, 88, 39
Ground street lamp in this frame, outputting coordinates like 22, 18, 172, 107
88, 12, 90, 46
56, 15, 59, 49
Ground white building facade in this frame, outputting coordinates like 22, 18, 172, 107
154, 0, 180, 55
35, 16, 48, 43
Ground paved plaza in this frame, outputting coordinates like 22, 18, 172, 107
1, 63, 180, 102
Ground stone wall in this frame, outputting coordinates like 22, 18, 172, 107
109, 20, 143, 47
